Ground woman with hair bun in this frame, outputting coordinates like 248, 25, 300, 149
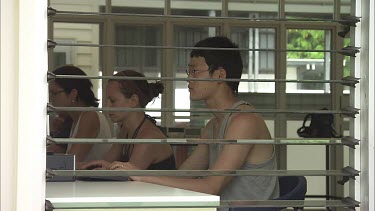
82, 70, 176, 170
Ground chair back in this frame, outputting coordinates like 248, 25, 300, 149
278, 176, 307, 200
229, 176, 307, 211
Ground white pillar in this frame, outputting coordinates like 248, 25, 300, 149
1, 0, 47, 211
1, 1, 19, 209
360, 0, 375, 210
352, 1, 375, 211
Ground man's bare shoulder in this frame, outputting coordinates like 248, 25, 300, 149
226, 112, 270, 139
230, 112, 261, 127
205, 118, 216, 127
201, 118, 215, 139
233, 103, 265, 123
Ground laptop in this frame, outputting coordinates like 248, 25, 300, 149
76, 175, 129, 181
47, 153, 129, 181
46, 153, 75, 182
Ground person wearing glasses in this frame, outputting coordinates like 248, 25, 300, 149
48, 65, 112, 165
80, 70, 176, 171
112, 36, 279, 210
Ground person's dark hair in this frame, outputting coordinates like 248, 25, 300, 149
110, 70, 164, 108
190, 36, 243, 96
52, 65, 99, 107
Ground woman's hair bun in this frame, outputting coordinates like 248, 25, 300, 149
148, 81, 164, 98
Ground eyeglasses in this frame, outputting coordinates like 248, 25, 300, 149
185, 69, 210, 77
49, 90, 65, 99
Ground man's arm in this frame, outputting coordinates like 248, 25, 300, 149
178, 119, 214, 170
178, 144, 209, 170
126, 114, 259, 195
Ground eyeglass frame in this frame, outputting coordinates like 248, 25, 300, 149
49, 90, 66, 99
185, 66, 222, 77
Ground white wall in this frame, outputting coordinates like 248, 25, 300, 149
1, 0, 47, 210
355, 0, 375, 210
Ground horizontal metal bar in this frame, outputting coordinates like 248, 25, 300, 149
342, 76, 360, 87
48, 137, 357, 147
47, 104, 359, 116
45, 199, 54, 211
50, 167, 359, 177
48, 39, 354, 54
221, 198, 360, 208
49, 7, 359, 25
46, 169, 55, 180
337, 166, 361, 185
48, 199, 359, 209
342, 106, 360, 118
341, 136, 360, 149
46, 136, 56, 147
47, 71, 359, 86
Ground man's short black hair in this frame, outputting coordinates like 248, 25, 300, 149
190, 36, 243, 95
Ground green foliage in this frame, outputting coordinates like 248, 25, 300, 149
287, 29, 352, 76
287, 29, 325, 59
343, 38, 351, 77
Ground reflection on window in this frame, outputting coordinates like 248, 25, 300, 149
285, 0, 334, 20
296, 59, 325, 90
343, 38, 351, 94
340, 0, 352, 18
53, 22, 101, 102
287, 29, 331, 93
171, 0, 221, 16
50, 0, 105, 13
111, 0, 164, 15
228, 1, 278, 18
115, 25, 162, 76
231, 27, 276, 93
51, 39, 75, 68
53, 52, 67, 67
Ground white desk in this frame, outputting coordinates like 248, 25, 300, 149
46, 181, 220, 211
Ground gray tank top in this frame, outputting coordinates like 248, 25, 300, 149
208, 101, 279, 211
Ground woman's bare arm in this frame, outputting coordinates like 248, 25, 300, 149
67, 112, 99, 162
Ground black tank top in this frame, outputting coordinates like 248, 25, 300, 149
121, 114, 176, 170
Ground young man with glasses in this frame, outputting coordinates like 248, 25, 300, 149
114, 36, 279, 210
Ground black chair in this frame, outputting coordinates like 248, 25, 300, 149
229, 176, 307, 211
